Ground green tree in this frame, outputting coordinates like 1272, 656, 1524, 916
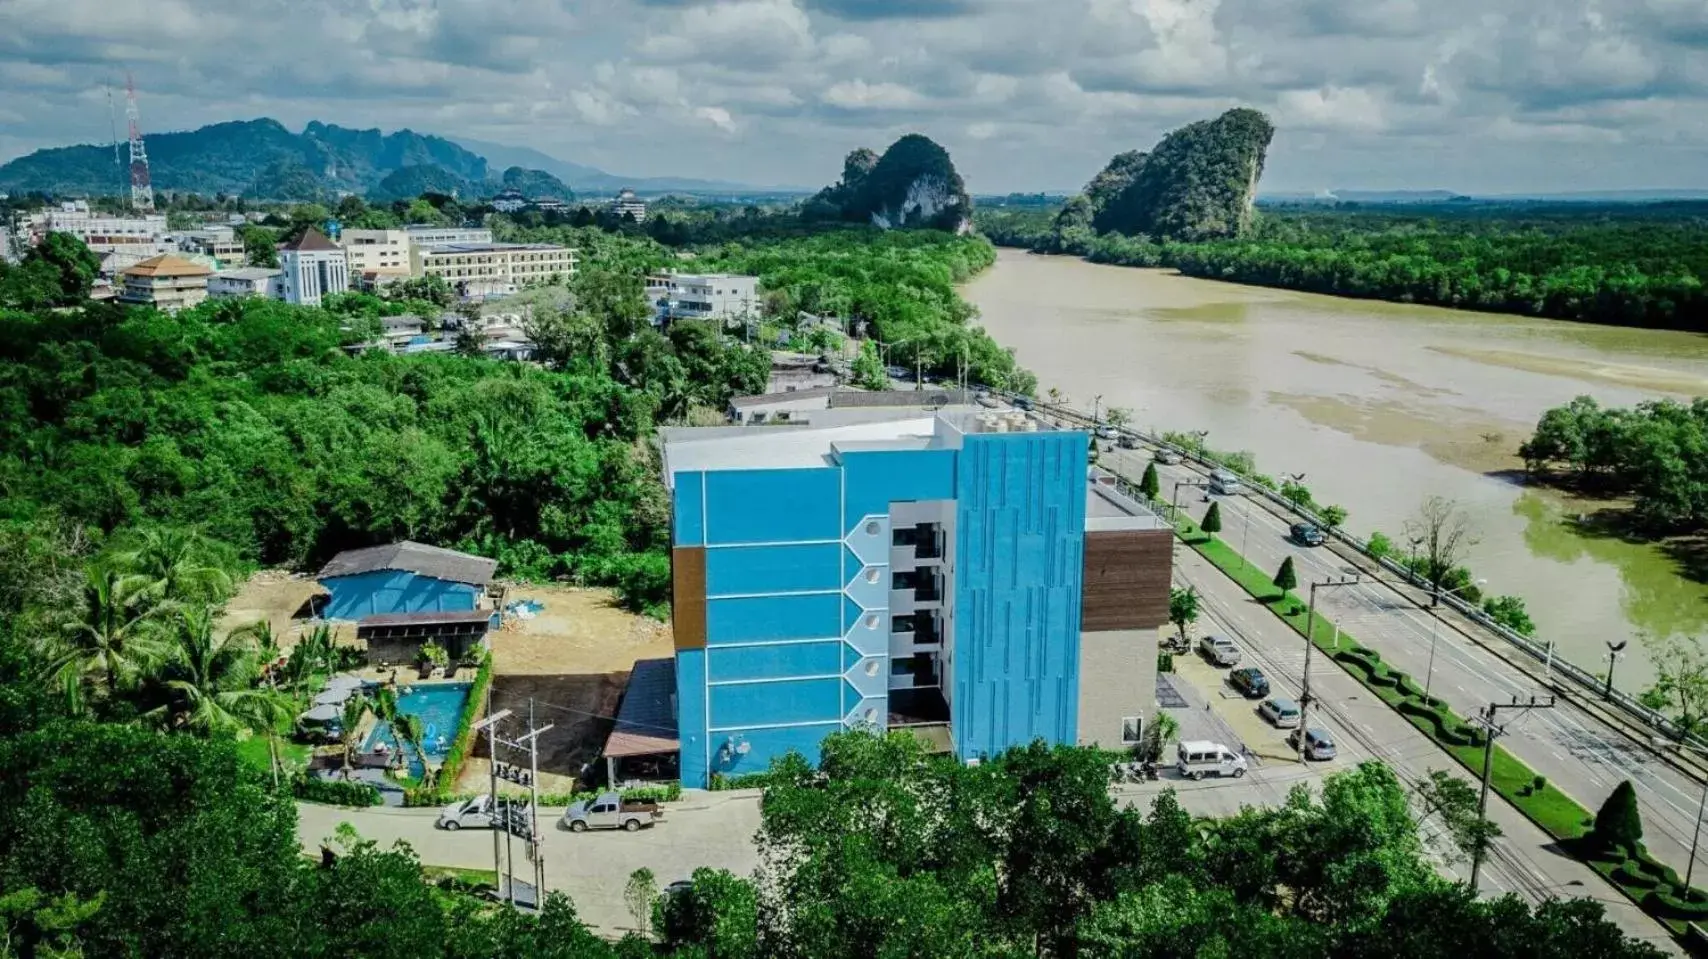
395, 713, 434, 788
145, 605, 283, 738
1320, 504, 1348, 534
850, 339, 887, 391
656, 868, 760, 959
41, 565, 170, 712
1414, 769, 1501, 864
114, 527, 233, 604
1280, 480, 1315, 510
29, 232, 101, 304
1273, 555, 1298, 593
1403, 496, 1479, 601
339, 694, 370, 778
624, 868, 659, 939
1139, 463, 1160, 501
1482, 594, 1538, 638
1169, 586, 1200, 643
1637, 632, 1708, 737
1202, 501, 1223, 536
1591, 780, 1643, 856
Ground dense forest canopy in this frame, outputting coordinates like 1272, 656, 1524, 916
980, 202, 1708, 331
1522, 395, 1708, 531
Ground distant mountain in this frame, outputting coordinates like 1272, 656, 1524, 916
497, 166, 574, 201
0, 119, 490, 199
452, 136, 794, 195
805, 134, 972, 232
369, 165, 480, 202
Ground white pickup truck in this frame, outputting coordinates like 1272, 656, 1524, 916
437, 794, 508, 830
561, 792, 663, 833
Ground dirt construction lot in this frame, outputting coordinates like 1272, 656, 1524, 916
466, 584, 671, 794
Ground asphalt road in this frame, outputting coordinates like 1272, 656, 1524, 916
1101, 441, 1708, 897
1162, 542, 1676, 950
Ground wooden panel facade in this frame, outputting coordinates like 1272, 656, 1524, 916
672, 546, 708, 650
1080, 529, 1172, 631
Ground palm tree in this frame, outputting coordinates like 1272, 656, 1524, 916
371, 686, 409, 762
145, 606, 284, 739
116, 527, 231, 603
232, 620, 285, 690
396, 714, 435, 789
42, 565, 170, 713
338, 695, 370, 779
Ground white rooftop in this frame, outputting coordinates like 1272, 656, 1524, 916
661, 412, 944, 487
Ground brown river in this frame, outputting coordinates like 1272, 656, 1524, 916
965, 247, 1708, 689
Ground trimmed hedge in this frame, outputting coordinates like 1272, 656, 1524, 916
437, 653, 494, 794
292, 773, 383, 807
1650, 887, 1708, 920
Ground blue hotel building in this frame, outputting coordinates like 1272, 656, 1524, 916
659, 407, 1172, 787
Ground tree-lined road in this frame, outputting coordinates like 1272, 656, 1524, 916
1161, 542, 1678, 950
1099, 439, 1708, 906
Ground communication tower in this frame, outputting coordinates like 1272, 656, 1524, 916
124, 74, 154, 211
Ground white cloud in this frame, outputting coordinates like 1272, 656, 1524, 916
1275, 86, 1388, 131
822, 79, 923, 109
694, 105, 738, 132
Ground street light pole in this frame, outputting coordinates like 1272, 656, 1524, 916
1605, 640, 1628, 700
1425, 578, 1487, 700
1653, 737, 1708, 889
1093, 394, 1103, 427
1299, 575, 1360, 761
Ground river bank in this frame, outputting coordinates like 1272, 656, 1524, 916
964, 247, 1708, 688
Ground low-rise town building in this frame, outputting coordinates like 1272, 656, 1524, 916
420, 242, 577, 297
339, 228, 415, 286
208, 267, 283, 299
36, 204, 168, 255
649, 272, 760, 324
118, 254, 214, 312
276, 228, 350, 307
404, 225, 494, 249
490, 190, 528, 213
174, 227, 246, 266
610, 188, 648, 223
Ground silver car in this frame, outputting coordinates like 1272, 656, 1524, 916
1259, 697, 1303, 729
1288, 727, 1337, 760
1198, 635, 1241, 667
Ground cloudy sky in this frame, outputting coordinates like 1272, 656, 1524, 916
1, 0, 1705, 194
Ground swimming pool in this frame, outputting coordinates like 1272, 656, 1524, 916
364, 682, 472, 777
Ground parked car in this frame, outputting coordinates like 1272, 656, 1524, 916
1095, 424, 1119, 440
1117, 434, 1139, 450
1198, 634, 1242, 667
1155, 449, 1183, 466
1176, 740, 1247, 780
1228, 666, 1270, 698
1288, 727, 1338, 761
562, 791, 664, 832
1259, 697, 1303, 728
1290, 522, 1326, 547
1209, 469, 1242, 495
1012, 395, 1034, 411
437, 794, 511, 830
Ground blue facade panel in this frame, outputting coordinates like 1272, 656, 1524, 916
673, 472, 706, 546
708, 641, 844, 682
838, 449, 957, 528
704, 723, 840, 780
676, 649, 709, 788
703, 469, 842, 544
706, 593, 842, 645
321, 570, 480, 620
705, 543, 842, 596
710, 678, 844, 728
951, 432, 1088, 760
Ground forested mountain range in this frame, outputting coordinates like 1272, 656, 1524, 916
0, 118, 778, 201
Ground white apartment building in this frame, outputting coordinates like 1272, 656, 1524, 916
174, 228, 246, 266
610, 189, 647, 223
276, 228, 350, 307
340, 229, 415, 284
39, 207, 168, 255
404, 225, 494, 249
649, 272, 759, 323
420, 243, 577, 297
490, 190, 527, 213
208, 267, 282, 299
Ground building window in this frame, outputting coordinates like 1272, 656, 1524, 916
1121, 716, 1143, 745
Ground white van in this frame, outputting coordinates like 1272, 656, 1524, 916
1209, 469, 1242, 495
1176, 740, 1248, 780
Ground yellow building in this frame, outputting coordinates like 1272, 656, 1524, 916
420, 243, 578, 296
340, 229, 415, 286
118, 254, 214, 313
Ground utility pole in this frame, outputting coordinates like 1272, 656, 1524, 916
1171, 479, 1208, 524
1299, 575, 1360, 761
472, 708, 512, 901
1470, 696, 1556, 892
491, 706, 553, 909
